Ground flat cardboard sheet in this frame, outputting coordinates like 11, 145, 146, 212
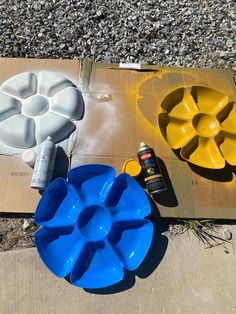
0, 57, 236, 218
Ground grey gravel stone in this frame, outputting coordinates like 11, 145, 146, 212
226, 39, 234, 48
222, 228, 233, 241
22, 219, 30, 231
0, 0, 235, 78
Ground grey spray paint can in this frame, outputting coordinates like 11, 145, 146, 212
31, 136, 57, 190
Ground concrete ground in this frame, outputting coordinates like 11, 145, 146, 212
1, 226, 236, 314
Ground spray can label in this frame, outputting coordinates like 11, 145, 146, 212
31, 138, 57, 190
138, 147, 167, 194
31, 154, 55, 188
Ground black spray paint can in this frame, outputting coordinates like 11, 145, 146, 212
137, 142, 167, 195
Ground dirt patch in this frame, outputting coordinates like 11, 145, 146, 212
0, 215, 234, 252
0, 217, 37, 251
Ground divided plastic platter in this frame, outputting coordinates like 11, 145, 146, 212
159, 86, 236, 169
0, 71, 84, 148
34, 164, 153, 289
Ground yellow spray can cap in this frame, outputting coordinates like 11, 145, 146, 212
122, 158, 142, 177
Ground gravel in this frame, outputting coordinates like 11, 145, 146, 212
0, 0, 235, 76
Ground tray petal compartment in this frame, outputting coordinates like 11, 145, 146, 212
35, 112, 76, 144
0, 114, 35, 148
35, 226, 84, 278
108, 220, 153, 271
0, 93, 21, 122
106, 174, 151, 221
38, 71, 74, 97
219, 103, 236, 134
34, 178, 83, 228
68, 164, 116, 203
191, 86, 229, 114
1, 72, 37, 99
161, 88, 199, 120
159, 114, 196, 149
51, 87, 84, 120
181, 136, 225, 169
218, 133, 236, 166
70, 241, 124, 289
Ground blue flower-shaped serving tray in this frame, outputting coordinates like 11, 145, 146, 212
34, 164, 153, 289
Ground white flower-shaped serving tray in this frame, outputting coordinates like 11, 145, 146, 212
0, 71, 84, 148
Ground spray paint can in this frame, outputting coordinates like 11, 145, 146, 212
31, 136, 57, 190
137, 142, 167, 194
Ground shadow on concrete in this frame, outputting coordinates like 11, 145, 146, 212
83, 199, 168, 294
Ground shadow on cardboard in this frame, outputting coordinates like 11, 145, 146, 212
173, 149, 235, 182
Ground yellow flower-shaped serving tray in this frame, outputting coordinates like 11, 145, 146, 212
159, 86, 236, 169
